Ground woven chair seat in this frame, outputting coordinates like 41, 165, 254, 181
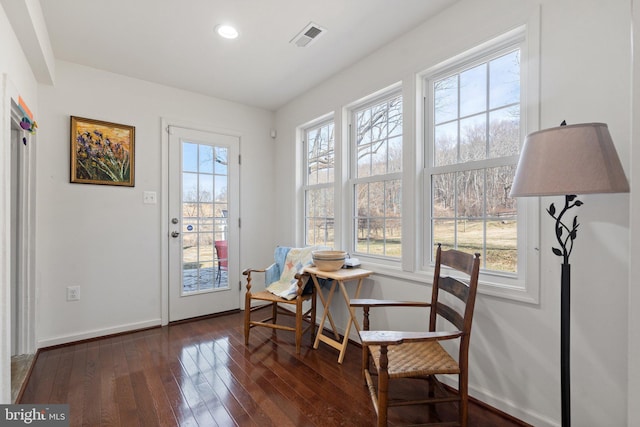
369, 341, 460, 379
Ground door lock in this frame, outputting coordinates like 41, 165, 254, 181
171, 231, 180, 238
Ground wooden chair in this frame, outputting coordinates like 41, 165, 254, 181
350, 244, 480, 426
243, 246, 318, 354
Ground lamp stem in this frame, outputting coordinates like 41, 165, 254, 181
561, 262, 571, 427
547, 194, 581, 427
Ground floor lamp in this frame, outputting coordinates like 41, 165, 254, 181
509, 122, 629, 427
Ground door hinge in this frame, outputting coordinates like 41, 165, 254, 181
238, 154, 241, 165
238, 281, 242, 291
238, 218, 241, 228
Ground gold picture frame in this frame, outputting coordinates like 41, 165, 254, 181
70, 116, 135, 186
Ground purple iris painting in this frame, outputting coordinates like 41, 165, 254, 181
71, 117, 135, 186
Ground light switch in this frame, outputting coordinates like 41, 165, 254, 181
143, 191, 157, 204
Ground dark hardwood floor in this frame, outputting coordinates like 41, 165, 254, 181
20, 311, 530, 426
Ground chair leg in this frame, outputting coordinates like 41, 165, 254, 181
427, 376, 438, 421
362, 344, 369, 384
272, 302, 278, 324
377, 345, 389, 427
244, 293, 251, 346
459, 372, 468, 427
295, 297, 303, 354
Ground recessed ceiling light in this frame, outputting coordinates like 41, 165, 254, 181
215, 24, 239, 39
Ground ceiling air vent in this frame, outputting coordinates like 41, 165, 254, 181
290, 22, 326, 48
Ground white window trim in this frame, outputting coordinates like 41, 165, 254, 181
418, 22, 541, 304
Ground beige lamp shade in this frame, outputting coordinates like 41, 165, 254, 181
510, 123, 630, 197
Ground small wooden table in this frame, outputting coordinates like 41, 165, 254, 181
305, 266, 373, 364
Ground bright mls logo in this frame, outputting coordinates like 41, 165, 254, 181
1, 405, 69, 426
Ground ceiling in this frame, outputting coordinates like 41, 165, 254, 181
39, 0, 457, 111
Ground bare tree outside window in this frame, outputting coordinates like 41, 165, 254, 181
304, 121, 335, 247
352, 94, 403, 258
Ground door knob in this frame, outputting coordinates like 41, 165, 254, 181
171, 231, 180, 238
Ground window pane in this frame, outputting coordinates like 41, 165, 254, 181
214, 147, 228, 175
183, 173, 197, 202
388, 136, 402, 172
385, 180, 402, 219
432, 219, 455, 249
306, 122, 335, 186
306, 218, 315, 245
388, 100, 403, 137
434, 75, 458, 124
182, 214, 197, 233
356, 95, 403, 178
355, 180, 401, 258
456, 219, 482, 256
357, 147, 372, 178
489, 106, 520, 158
456, 169, 484, 219
199, 145, 214, 173
183, 143, 197, 172
486, 165, 517, 217
460, 64, 487, 117
371, 103, 386, 141
199, 204, 214, 232
199, 174, 214, 202
432, 172, 455, 218
214, 175, 227, 203
214, 218, 227, 241
356, 217, 371, 253
486, 220, 517, 272
460, 114, 487, 162
355, 183, 369, 217
372, 140, 388, 175
385, 218, 402, 257
490, 50, 521, 109
369, 181, 384, 219
305, 187, 334, 247
434, 122, 458, 166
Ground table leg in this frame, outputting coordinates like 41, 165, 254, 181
336, 277, 365, 364
311, 275, 340, 339
314, 278, 340, 349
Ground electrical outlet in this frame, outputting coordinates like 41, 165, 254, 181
67, 286, 80, 301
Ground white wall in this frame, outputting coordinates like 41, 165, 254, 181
0, 2, 40, 404
35, 60, 277, 347
275, 0, 633, 426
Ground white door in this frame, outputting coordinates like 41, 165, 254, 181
168, 126, 240, 321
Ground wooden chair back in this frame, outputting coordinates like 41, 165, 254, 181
429, 244, 481, 351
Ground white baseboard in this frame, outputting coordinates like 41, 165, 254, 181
36, 319, 162, 349
438, 375, 557, 427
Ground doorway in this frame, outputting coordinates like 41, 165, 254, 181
8, 97, 36, 401
167, 126, 240, 321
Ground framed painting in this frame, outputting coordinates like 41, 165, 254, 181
70, 116, 135, 186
